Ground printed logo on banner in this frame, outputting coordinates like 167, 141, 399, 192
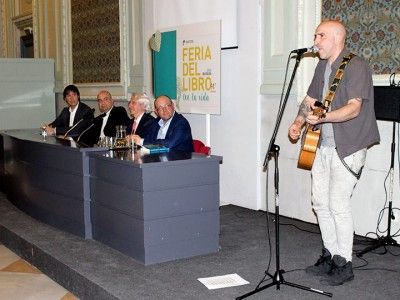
152, 20, 221, 115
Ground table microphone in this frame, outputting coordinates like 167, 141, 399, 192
77, 122, 95, 142
63, 108, 95, 139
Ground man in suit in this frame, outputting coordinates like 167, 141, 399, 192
132, 95, 194, 152
82, 90, 130, 145
126, 93, 155, 139
43, 84, 94, 137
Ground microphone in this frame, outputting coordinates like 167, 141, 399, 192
77, 122, 95, 142
291, 45, 319, 54
62, 108, 95, 138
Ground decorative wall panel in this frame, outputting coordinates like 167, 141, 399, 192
322, 0, 399, 74
71, 0, 120, 83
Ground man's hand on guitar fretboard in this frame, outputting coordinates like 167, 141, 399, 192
311, 101, 327, 119
313, 107, 326, 119
306, 104, 327, 126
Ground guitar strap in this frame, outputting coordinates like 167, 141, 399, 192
323, 53, 362, 179
322, 53, 355, 109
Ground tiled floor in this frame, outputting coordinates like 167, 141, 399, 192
0, 242, 77, 300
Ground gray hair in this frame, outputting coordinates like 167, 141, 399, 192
131, 92, 151, 112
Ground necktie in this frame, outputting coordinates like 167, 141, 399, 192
131, 120, 137, 134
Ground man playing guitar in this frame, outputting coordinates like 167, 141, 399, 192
288, 20, 380, 286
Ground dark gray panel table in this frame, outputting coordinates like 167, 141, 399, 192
89, 149, 221, 265
0, 129, 103, 238
0, 130, 221, 265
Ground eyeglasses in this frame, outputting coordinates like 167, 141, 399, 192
155, 103, 172, 111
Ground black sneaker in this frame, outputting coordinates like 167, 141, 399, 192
320, 255, 354, 286
305, 248, 332, 276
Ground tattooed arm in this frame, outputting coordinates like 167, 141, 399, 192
288, 95, 316, 142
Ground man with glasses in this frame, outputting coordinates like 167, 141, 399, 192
131, 95, 194, 152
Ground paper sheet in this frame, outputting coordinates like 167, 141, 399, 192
198, 273, 249, 290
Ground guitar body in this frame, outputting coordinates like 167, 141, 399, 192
297, 127, 320, 170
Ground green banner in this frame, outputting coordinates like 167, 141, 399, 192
152, 30, 177, 99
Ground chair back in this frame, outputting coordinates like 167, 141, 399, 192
193, 139, 211, 155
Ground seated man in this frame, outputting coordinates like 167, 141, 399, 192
132, 95, 194, 152
126, 93, 155, 138
43, 84, 93, 137
81, 90, 130, 145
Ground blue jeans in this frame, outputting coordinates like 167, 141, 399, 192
311, 146, 366, 262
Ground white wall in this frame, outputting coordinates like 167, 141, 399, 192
185, 0, 262, 207
143, 0, 262, 207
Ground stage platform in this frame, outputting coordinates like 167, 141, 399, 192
2, 192, 400, 300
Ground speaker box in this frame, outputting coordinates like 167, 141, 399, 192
374, 86, 400, 122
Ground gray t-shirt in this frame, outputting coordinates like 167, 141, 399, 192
320, 63, 335, 147
307, 48, 380, 158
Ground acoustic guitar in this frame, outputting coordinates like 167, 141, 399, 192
297, 104, 326, 170
297, 54, 355, 170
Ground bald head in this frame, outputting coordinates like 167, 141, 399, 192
96, 90, 114, 113
321, 20, 346, 41
154, 95, 175, 121
314, 20, 347, 63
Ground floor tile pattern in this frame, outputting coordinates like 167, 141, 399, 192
0, 243, 77, 300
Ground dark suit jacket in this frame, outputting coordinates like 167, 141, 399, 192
82, 106, 130, 145
49, 102, 94, 137
145, 112, 194, 152
126, 113, 156, 138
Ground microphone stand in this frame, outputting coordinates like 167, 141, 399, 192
62, 108, 95, 139
237, 52, 332, 299
62, 118, 84, 139
356, 121, 400, 257
77, 123, 95, 143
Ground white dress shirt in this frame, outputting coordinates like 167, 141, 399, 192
100, 108, 112, 138
69, 103, 79, 126
157, 112, 174, 139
